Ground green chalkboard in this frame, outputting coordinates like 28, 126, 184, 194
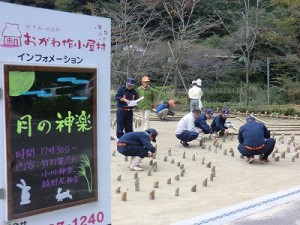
5, 65, 98, 220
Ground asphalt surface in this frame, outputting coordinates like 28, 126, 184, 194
173, 185, 300, 225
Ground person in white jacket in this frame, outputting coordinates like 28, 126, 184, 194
175, 109, 202, 147
188, 79, 203, 112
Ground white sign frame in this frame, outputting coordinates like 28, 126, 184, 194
0, 2, 111, 225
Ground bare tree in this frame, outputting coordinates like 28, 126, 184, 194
215, 0, 266, 106
160, 0, 221, 94
104, 0, 164, 84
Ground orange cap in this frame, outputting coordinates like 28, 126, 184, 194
142, 76, 150, 82
168, 99, 175, 107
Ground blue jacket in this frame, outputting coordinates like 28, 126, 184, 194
115, 85, 138, 108
118, 131, 156, 153
238, 121, 270, 147
156, 102, 169, 113
211, 114, 227, 132
194, 113, 212, 134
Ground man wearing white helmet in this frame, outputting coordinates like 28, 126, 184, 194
188, 79, 203, 112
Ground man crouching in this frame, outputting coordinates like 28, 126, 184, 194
117, 128, 158, 171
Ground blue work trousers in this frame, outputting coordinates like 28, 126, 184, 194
238, 138, 276, 159
117, 145, 148, 158
116, 109, 133, 138
176, 130, 199, 143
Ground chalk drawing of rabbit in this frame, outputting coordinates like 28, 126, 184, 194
16, 179, 31, 205
55, 187, 73, 202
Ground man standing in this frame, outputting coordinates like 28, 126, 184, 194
117, 128, 158, 171
115, 77, 139, 138
188, 80, 203, 112
211, 108, 230, 138
237, 116, 275, 164
155, 99, 175, 121
137, 75, 155, 130
175, 109, 201, 147
194, 108, 214, 134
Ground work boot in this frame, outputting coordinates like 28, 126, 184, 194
129, 156, 143, 171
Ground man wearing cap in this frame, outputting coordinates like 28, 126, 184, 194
210, 108, 230, 138
237, 116, 275, 164
117, 128, 158, 171
188, 80, 203, 112
155, 99, 175, 121
175, 109, 202, 147
115, 77, 139, 138
137, 75, 156, 130
194, 109, 214, 134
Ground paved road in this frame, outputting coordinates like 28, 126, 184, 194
226, 198, 300, 225
173, 185, 300, 225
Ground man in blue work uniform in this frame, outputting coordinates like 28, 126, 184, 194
115, 77, 139, 138
211, 108, 230, 138
117, 128, 158, 171
237, 116, 275, 164
194, 108, 214, 134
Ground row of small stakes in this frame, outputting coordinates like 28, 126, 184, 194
114, 151, 216, 201
112, 132, 300, 201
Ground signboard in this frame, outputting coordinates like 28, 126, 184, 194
0, 2, 111, 225
5, 65, 98, 220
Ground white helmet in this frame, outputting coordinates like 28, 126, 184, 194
224, 122, 233, 128
196, 79, 202, 86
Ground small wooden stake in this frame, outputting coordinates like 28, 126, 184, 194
210, 173, 214, 181
291, 155, 295, 162
168, 147, 172, 156
115, 186, 121, 193
167, 178, 171, 184
206, 161, 211, 168
202, 178, 208, 187
121, 192, 127, 201
117, 175, 121, 181
153, 180, 159, 188
135, 178, 140, 191
191, 184, 197, 192
175, 188, 179, 196
211, 166, 215, 173
180, 169, 185, 177
149, 159, 153, 165
149, 190, 155, 200
152, 161, 158, 172
271, 151, 275, 158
